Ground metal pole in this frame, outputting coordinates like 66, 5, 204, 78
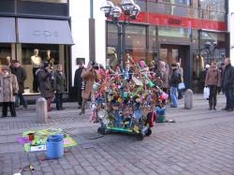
117, 23, 122, 69
122, 23, 126, 70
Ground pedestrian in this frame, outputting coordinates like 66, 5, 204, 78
221, 58, 234, 111
0, 65, 19, 117
155, 60, 169, 104
177, 61, 184, 99
205, 60, 221, 110
217, 62, 225, 94
199, 64, 210, 93
11, 60, 28, 109
36, 62, 55, 112
169, 63, 181, 108
54, 64, 66, 110
79, 61, 97, 115
74, 60, 85, 109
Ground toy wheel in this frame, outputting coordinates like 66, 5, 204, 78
97, 127, 106, 135
136, 133, 144, 141
145, 128, 152, 136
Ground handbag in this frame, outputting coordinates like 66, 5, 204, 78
203, 87, 210, 99
178, 82, 185, 89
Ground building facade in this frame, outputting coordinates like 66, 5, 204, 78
104, 0, 228, 90
0, 0, 73, 99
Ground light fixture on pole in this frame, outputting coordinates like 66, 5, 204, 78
100, 0, 141, 70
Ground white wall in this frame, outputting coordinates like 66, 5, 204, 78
229, 0, 234, 65
70, 0, 106, 85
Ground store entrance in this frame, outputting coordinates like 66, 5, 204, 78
160, 44, 191, 88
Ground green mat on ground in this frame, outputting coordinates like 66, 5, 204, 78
21, 128, 77, 152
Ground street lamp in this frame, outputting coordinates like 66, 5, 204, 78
100, 0, 141, 70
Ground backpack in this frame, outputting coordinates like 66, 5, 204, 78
175, 73, 182, 84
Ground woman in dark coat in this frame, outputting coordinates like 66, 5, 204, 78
54, 64, 66, 110
36, 62, 55, 112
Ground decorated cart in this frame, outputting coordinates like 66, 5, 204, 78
90, 55, 168, 140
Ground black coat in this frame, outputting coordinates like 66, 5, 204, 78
12, 66, 27, 93
222, 64, 234, 90
54, 71, 66, 94
74, 66, 85, 90
170, 69, 180, 87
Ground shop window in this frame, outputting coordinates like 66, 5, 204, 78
21, 44, 67, 94
0, 44, 11, 65
20, 0, 67, 3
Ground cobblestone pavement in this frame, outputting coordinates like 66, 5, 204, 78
0, 94, 234, 175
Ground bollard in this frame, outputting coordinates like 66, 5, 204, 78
184, 89, 193, 109
36, 97, 48, 123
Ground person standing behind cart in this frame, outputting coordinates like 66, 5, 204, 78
205, 60, 221, 110
79, 61, 97, 115
74, 60, 85, 109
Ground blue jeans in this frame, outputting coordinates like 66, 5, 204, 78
170, 86, 178, 107
15, 93, 28, 108
224, 87, 234, 109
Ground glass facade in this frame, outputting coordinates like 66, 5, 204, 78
107, 0, 228, 90
0, 0, 71, 95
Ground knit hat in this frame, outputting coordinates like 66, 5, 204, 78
0, 65, 9, 70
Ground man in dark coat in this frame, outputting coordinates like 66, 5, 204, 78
74, 60, 85, 109
12, 61, 28, 109
221, 58, 234, 111
36, 62, 55, 112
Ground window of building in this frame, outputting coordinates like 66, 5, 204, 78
20, 44, 67, 94
200, 0, 225, 21
20, 0, 67, 3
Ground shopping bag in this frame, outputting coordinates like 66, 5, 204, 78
178, 82, 185, 89
203, 87, 210, 99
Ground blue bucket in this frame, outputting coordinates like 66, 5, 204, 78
46, 134, 64, 159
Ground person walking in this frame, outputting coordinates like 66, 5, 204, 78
54, 64, 66, 110
205, 60, 221, 110
36, 62, 55, 112
0, 65, 19, 117
177, 61, 184, 99
221, 58, 234, 111
11, 61, 28, 109
169, 63, 181, 108
79, 61, 97, 115
74, 60, 85, 109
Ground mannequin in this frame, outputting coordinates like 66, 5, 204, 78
31, 49, 42, 92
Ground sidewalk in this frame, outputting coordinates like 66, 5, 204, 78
0, 93, 232, 175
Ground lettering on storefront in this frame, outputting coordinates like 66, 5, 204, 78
32, 30, 59, 37
168, 18, 181, 25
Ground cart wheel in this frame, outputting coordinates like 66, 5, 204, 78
136, 133, 144, 141
145, 128, 152, 136
97, 127, 106, 135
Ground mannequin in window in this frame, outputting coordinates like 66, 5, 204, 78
31, 49, 42, 92
45, 49, 55, 69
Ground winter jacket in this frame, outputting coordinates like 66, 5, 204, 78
0, 72, 19, 102
205, 66, 221, 87
54, 71, 66, 94
222, 64, 234, 90
11, 66, 27, 93
169, 68, 180, 87
36, 68, 55, 98
74, 66, 85, 90
81, 68, 96, 100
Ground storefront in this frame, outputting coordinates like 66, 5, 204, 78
106, 0, 228, 91
0, 0, 73, 99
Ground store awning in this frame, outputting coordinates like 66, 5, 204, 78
0, 17, 16, 43
18, 18, 74, 45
